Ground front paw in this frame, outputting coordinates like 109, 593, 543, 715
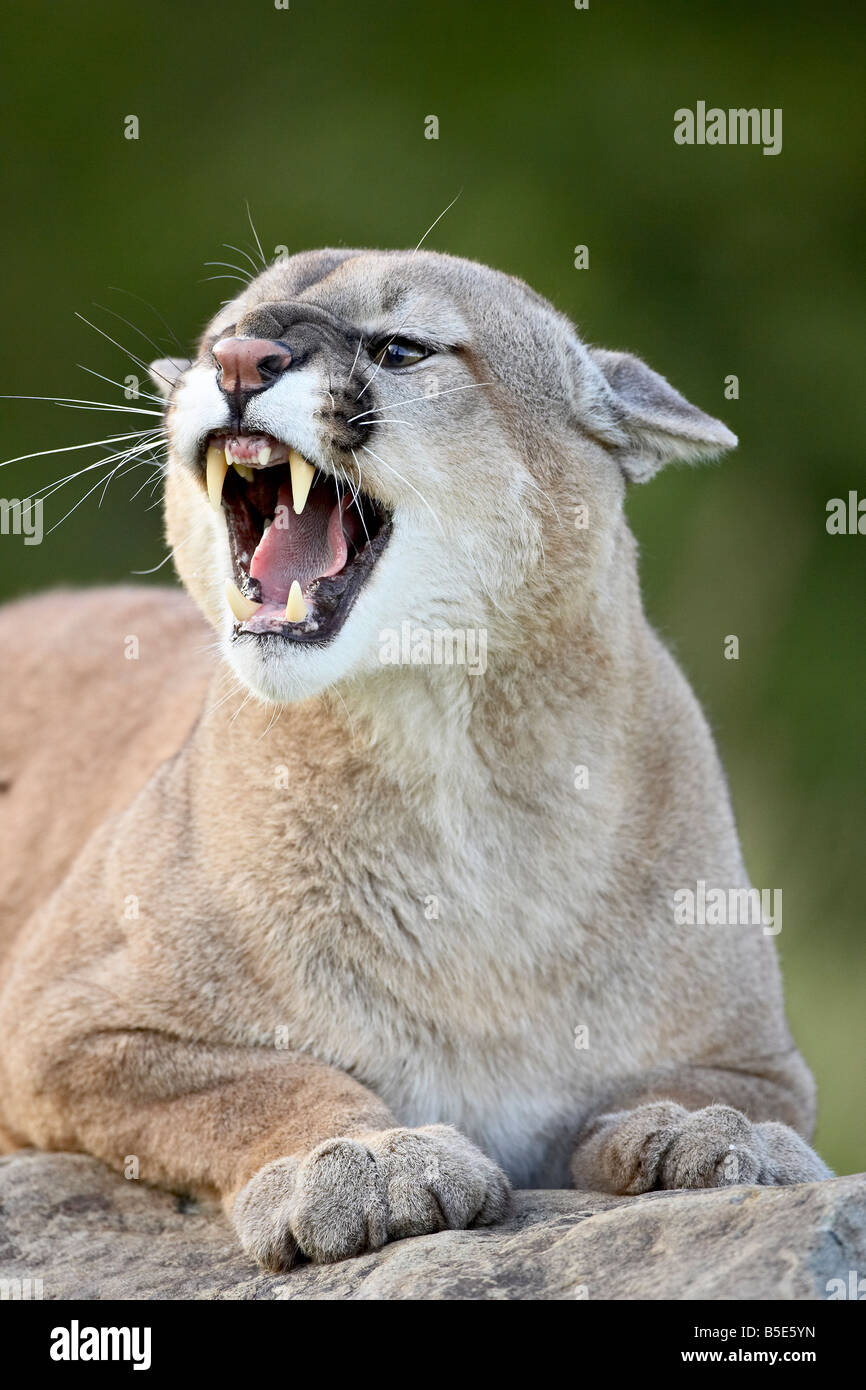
233, 1124, 511, 1269
574, 1102, 832, 1195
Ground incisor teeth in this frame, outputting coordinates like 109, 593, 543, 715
206, 445, 228, 510
257, 444, 272, 466
285, 580, 308, 623
289, 449, 315, 515
233, 462, 255, 482
224, 579, 261, 623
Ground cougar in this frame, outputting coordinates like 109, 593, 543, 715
0, 247, 830, 1270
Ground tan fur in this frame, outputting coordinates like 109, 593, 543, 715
0, 249, 829, 1267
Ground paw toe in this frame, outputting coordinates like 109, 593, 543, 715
291, 1137, 388, 1261
756, 1121, 834, 1184
660, 1105, 761, 1188
232, 1156, 301, 1272
370, 1125, 512, 1235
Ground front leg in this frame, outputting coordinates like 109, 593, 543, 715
570, 1063, 832, 1194
1, 1026, 510, 1269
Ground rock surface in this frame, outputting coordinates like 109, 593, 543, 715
0, 1150, 863, 1300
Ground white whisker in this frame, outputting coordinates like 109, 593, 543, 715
131, 511, 214, 574
44, 446, 158, 537
74, 312, 173, 387
257, 703, 283, 741
346, 451, 373, 548
206, 674, 248, 718
412, 190, 462, 255
350, 381, 494, 424
97, 458, 151, 508
0, 393, 161, 417
27, 436, 165, 507
230, 690, 254, 725
106, 285, 187, 355
326, 682, 357, 748
223, 242, 261, 275
346, 335, 364, 386
129, 461, 168, 501
246, 202, 268, 268
521, 473, 562, 528
360, 443, 444, 535
355, 309, 414, 401
91, 301, 176, 366
205, 260, 254, 284
77, 364, 167, 406
0, 430, 155, 471
353, 417, 414, 428
332, 461, 344, 513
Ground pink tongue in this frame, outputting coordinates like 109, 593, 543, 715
250, 482, 348, 602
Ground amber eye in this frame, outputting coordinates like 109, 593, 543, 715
370, 337, 432, 369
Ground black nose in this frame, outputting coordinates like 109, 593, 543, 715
212, 337, 292, 399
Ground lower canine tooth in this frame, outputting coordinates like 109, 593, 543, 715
206, 445, 228, 510
224, 579, 261, 622
233, 462, 254, 482
289, 449, 315, 515
285, 580, 308, 622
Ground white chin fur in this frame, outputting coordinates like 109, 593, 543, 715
220, 529, 481, 706
221, 539, 399, 704
223, 617, 379, 704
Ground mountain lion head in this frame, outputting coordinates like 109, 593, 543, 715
152, 248, 735, 704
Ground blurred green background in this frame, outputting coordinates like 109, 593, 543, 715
0, 0, 862, 1173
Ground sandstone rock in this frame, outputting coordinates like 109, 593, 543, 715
0, 1150, 863, 1300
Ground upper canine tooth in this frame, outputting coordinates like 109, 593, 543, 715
257, 444, 272, 467
285, 580, 308, 622
289, 449, 315, 515
206, 444, 228, 510
233, 462, 255, 482
224, 579, 261, 622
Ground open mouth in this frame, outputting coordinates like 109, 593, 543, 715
203, 432, 391, 643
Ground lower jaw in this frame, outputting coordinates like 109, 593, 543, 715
230, 517, 393, 645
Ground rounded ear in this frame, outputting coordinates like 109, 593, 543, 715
148, 357, 192, 400
589, 348, 737, 482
